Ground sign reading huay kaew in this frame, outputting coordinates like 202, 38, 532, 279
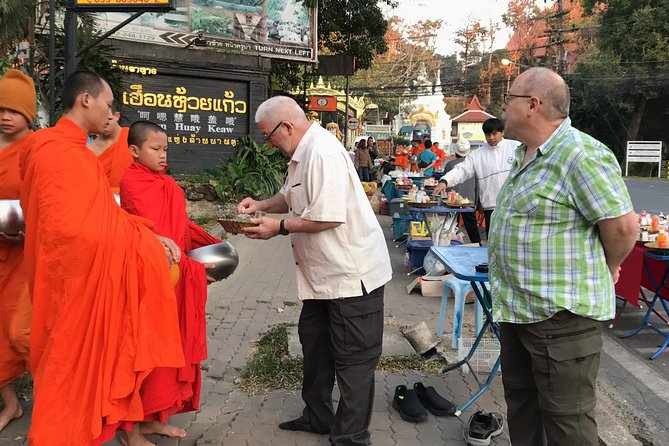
118, 64, 250, 174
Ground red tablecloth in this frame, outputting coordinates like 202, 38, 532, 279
615, 244, 669, 306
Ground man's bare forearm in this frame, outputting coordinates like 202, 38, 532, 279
598, 211, 639, 268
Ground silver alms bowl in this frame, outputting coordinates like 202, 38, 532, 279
186, 241, 239, 281
0, 200, 25, 235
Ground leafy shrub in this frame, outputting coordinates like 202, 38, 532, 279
204, 136, 287, 202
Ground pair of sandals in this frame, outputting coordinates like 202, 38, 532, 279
392, 382, 456, 422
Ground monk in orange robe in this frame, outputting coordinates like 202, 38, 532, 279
19, 70, 185, 446
120, 121, 220, 445
0, 69, 35, 433
88, 109, 133, 192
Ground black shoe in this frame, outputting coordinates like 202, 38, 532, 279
464, 411, 504, 446
278, 417, 330, 434
413, 382, 456, 416
392, 385, 428, 422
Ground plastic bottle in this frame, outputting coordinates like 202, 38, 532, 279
651, 215, 660, 233
640, 210, 648, 226
658, 230, 667, 249
416, 187, 424, 204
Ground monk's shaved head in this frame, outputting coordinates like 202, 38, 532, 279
61, 70, 107, 112
128, 120, 166, 147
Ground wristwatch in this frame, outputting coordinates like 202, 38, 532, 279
279, 219, 289, 236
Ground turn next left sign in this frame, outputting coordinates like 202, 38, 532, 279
72, 0, 175, 12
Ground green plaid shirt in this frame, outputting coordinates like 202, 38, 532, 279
488, 118, 633, 324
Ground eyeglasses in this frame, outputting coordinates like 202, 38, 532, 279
264, 121, 283, 141
503, 93, 542, 105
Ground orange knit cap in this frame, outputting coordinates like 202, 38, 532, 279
0, 69, 37, 123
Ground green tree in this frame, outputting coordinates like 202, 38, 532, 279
578, 0, 669, 143
271, 0, 393, 91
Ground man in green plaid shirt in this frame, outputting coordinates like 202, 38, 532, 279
489, 67, 639, 446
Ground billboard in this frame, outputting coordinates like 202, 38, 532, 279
114, 59, 250, 173
93, 0, 317, 62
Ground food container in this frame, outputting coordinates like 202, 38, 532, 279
186, 241, 239, 281
0, 200, 24, 235
217, 215, 259, 235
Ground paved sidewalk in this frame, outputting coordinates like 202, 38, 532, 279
2, 213, 643, 445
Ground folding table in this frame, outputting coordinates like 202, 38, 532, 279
621, 249, 669, 359
408, 204, 475, 245
430, 245, 501, 416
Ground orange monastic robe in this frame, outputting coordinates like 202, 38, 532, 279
0, 134, 32, 389
98, 127, 133, 193
120, 162, 220, 421
20, 118, 185, 446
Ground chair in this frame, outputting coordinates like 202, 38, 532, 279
437, 276, 483, 349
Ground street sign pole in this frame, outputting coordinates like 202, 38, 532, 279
64, 0, 77, 76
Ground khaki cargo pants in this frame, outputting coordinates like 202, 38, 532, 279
500, 310, 602, 446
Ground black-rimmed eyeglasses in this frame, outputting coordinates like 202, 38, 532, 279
503, 93, 542, 105
264, 121, 283, 141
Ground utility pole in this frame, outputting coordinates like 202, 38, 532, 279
556, 0, 566, 76
64, 0, 78, 76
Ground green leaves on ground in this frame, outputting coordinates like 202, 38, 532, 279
236, 323, 303, 394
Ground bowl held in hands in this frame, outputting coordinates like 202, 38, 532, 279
0, 200, 25, 235
186, 241, 239, 281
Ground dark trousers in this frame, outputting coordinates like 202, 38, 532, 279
484, 209, 494, 238
500, 311, 602, 446
462, 211, 480, 244
358, 167, 371, 182
298, 286, 384, 446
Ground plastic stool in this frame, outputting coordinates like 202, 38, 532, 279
437, 276, 483, 349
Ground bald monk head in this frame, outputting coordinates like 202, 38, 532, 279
502, 67, 570, 150
61, 70, 114, 136
87, 106, 122, 157
128, 120, 168, 173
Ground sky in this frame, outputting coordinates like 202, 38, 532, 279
380, 0, 555, 56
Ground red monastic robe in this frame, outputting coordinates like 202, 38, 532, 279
20, 118, 185, 445
0, 134, 32, 389
120, 162, 220, 421
97, 127, 133, 193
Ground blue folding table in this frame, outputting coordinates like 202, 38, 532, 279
621, 250, 669, 359
430, 245, 501, 416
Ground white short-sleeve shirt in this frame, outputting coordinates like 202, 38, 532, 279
280, 123, 393, 300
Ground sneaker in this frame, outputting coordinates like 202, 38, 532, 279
464, 410, 504, 446
413, 382, 456, 416
391, 385, 428, 422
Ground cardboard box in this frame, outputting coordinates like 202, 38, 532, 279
406, 273, 454, 296
420, 274, 453, 297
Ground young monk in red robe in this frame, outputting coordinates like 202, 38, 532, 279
0, 69, 35, 433
19, 70, 186, 446
88, 108, 133, 193
120, 120, 220, 445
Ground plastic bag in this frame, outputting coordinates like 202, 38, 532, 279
369, 194, 381, 214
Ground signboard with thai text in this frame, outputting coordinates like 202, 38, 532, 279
74, 0, 174, 12
115, 60, 250, 174
92, 0, 317, 63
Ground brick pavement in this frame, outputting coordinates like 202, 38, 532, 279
0, 214, 510, 446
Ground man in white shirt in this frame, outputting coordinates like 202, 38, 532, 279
237, 96, 392, 446
433, 118, 520, 237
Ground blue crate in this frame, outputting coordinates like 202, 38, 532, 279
392, 213, 413, 240
406, 239, 433, 272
